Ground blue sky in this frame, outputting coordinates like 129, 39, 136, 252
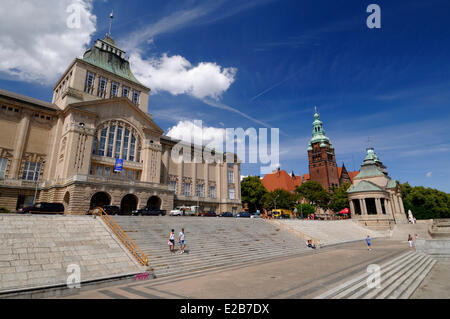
1, 0, 449, 192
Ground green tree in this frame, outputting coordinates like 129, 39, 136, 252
401, 182, 450, 219
263, 189, 297, 210
241, 176, 268, 212
295, 203, 316, 216
295, 181, 330, 209
329, 183, 351, 212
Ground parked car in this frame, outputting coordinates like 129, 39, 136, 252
236, 212, 251, 218
132, 207, 166, 216
250, 212, 261, 219
200, 211, 217, 217
20, 202, 65, 215
219, 212, 233, 217
169, 209, 183, 216
85, 205, 120, 215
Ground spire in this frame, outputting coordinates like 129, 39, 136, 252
108, 10, 114, 37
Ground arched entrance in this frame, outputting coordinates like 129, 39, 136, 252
90, 192, 111, 209
147, 196, 161, 210
121, 194, 138, 215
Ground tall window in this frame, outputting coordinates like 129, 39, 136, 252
132, 90, 140, 105
196, 184, 204, 197
106, 125, 115, 157
110, 82, 119, 97
228, 170, 234, 183
209, 186, 216, 199
0, 158, 7, 179
98, 128, 107, 156
115, 126, 123, 158
169, 181, 176, 191
129, 135, 136, 161
122, 129, 129, 160
122, 86, 130, 98
184, 183, 191, 196
97, 77, 108, 97
228, 187, 235, 200
84, 72, 95, 94
22, 162, 42, 181
94, 122, 141, 163
104, 166, 111, 178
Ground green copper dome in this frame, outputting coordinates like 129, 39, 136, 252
309, 110, 331, 145
82, 36, 144, 87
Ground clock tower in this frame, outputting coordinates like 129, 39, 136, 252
307, 109, 340, 192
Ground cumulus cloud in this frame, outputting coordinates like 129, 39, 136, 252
130, 53, 237, 100
0, 0, 96, 84
426, 171, 432, 178
166, 120, 226, 149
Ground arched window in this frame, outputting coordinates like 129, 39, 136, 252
93, 121, 142, 163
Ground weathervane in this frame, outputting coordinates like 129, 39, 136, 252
314, 106, 318, 115
367, 136, 373, 148
108, 10, 114, 36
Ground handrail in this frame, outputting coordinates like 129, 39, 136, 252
92, 207, 148, 266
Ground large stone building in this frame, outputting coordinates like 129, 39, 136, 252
347, 147, 407, 229
0, 35, 242, 214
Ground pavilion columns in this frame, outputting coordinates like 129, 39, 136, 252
360, 198, 368, 215
349, 200, 356, 217
375, 198, 383, 216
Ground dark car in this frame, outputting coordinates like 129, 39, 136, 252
21, 202, 65, 214
219, 212, 233, 217
200, 211, 217, 217
86, 205, 120, 215
132, 207, 166, 216
236, 212, 251, 218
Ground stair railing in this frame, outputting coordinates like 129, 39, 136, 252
92, 207, 148, 266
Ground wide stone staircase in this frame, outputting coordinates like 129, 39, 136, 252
113, 216, 310, 278
272, 220, 388, 246
314, 251, 436, 299
0, 214, 141, 293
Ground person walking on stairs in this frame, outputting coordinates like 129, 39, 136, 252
408, 234, 414, 248
168, 229, 175, 254
178, 228, 186, 254
365, 235, 372, 251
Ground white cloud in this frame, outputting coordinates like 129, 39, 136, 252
130, 53, 237, 100
166, 120, 226, 148
426, 171, 432, 178
0, 0, 96, 84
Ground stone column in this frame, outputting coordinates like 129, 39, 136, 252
375, 198, 383, 216
10, 110, 31, 178
360, 198, 367, 215
349, 200, 355, 217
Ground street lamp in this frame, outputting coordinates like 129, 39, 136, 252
33, 160, 46, 205
274, 194, 280, 210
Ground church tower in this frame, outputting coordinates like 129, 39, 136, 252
307, 109, 340, 192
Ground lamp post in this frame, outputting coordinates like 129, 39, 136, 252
274, 194, 279, 210
33, 160, 46, 205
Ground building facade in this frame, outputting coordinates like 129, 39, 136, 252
347, 148, 407, 229
0, 35, 241, 214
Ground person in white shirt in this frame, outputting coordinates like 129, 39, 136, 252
168, 229, 175, 254
178, 228, 186, 254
